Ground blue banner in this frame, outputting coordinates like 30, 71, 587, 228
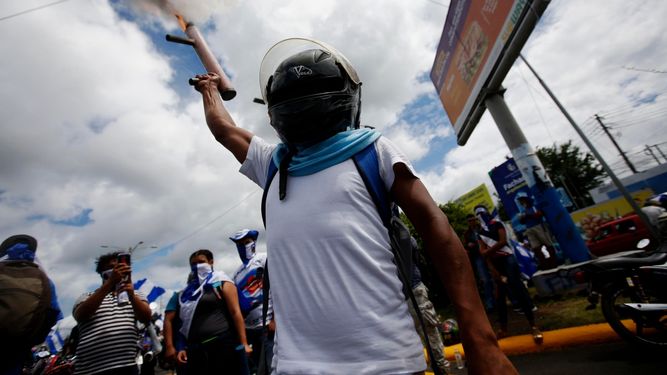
488, 158, 532, 236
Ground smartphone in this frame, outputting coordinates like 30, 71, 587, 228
117, 252, 131, 265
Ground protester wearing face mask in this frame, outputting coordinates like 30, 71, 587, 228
174, 249, 250, 374
474, 205, 542, 344
73, 252, 151, 375
230, 230, 274, 375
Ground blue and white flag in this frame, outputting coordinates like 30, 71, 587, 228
511, 239, 538, 280
45, 327, 65, 354
134, 278, 166, 303
45, 315, 76, 354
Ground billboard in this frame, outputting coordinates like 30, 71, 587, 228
454, 183, 495, 214
490, 158, 580, 234
570, 189, 655, 240
431, 0, 535, 144
489, 158, 532, 233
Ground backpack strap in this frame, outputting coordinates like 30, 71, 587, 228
261, 159, 279, 228
260, 159, 278, 336
352, 144, 444, 375
351, 144, 392, 229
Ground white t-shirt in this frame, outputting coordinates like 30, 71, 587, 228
240, 136, 426, 375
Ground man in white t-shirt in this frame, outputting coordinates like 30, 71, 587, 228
192, 37, 516, 375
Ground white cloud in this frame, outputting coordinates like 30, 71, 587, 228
1, 0, 665, 314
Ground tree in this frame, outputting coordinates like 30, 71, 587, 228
536, 141, 606, 209
400, 201, 469, 309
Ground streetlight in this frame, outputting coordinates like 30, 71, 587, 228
100, 241, 158, 254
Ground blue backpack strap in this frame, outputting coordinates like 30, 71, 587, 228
260, 160, 277, 343
261, 159, 279, 228
351, 143, 442, 375
352, 144, 391, 229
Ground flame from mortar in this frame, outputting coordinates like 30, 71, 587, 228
127, 0, 228, 26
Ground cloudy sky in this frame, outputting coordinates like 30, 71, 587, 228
1, 0, 666, 315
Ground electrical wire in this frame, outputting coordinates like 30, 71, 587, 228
0, 0, 71, 22
424, 0, 449, 7
166, 188, 261, 247
598, 96, 667, 118
603, 107, 667, 121
517, 63, 555, 143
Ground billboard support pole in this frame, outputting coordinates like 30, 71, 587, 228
485, 90, 591, 263
517, 55, 659, 242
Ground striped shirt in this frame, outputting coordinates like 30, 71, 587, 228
73, 292, 146, 375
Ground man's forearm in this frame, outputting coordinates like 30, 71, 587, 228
73, 283, 112, 322
130, 293, 151, 323
200, 85, 252, 163
163, 317, 174, 349
422, 221, 500, 362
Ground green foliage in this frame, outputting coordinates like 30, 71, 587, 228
438, 201, 469, 241
536, 141, 607, 209
399, 201, 471, 309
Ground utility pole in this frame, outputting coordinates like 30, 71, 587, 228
594, 114, 638, 174
651, 144, 667, 163
519, 55, 660, 243
645, 145, 662, 165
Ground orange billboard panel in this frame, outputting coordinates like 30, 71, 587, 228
431, 0, 530, 141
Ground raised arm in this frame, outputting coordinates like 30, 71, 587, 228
193, 73, 254, 163
73, 263, 125, 322
391, 163, 518, 375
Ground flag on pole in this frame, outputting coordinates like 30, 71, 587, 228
134, 278, 166, 303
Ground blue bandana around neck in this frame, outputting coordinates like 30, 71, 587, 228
6, 243, 36, 262
180, 265, 213, 302
271, 128, 381, 176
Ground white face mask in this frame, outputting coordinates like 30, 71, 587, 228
101, 269, 113, 281
245, 242, 256, 260
196, 262, 213, 284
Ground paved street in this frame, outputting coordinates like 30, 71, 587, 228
511, 340, 665, 374
441, 340, 665, 375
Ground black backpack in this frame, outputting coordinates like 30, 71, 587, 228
0, 235, 59, 349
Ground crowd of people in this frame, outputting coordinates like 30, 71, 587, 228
2, 38, 523, 375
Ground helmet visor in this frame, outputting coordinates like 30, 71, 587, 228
259, 38, 360, 102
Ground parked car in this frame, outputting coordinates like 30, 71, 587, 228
586, 214, 657, 257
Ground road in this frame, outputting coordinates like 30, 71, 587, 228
442, 340, 665, 375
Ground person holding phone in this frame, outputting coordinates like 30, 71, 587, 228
73, 252, 152, 375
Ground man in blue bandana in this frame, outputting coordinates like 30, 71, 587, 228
229, 229, 273, 375
193, 38, 516, 374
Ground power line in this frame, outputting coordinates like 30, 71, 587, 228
517, 63, 555, 143
604, 106, 667, 121
167, 188, 260, 247
0, 0, 71, 22
424, 0, 448, 7
621, 66, 667, 74
598, 95, 667, 117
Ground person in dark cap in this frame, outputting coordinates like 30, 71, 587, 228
0, 234, 62, 375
